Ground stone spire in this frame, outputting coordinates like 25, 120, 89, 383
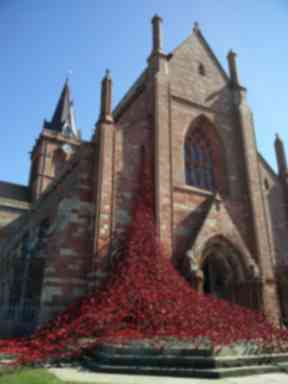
275, 133, 287, 176
227, 50, 240, 87
46, 79, 79, 138
99, 69, 113, 123
151, 14, 163, 54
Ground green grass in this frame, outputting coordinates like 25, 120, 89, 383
0, 368, 62, 384
0, 367, 93, 384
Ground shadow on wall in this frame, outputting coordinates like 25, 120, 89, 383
113, 88, 153, 239
173, 197, 212, 274
207, 85, 255, 254
266, 181, 288, 265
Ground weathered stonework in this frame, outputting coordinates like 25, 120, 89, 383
0, 17, 287, 335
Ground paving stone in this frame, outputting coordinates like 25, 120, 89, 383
50, 368, 288, 384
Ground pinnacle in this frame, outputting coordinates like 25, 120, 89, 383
193, 21, 200, 32
105, 69, 111, 80
228, 49, 237, 57
152, 14, 162, 22
275, 133, 281, 141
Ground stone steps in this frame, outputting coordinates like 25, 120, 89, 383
84, 361, 288, 379
82, 343, 288, 378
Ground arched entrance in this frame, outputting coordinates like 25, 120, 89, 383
201, 238, 246, 303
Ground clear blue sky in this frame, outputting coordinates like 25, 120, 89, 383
1, 0, 288, 185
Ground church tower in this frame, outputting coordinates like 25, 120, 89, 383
29, 80, 81, 201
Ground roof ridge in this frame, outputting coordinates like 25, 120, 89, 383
258, 152, 278, 179
193, 27, 230, 82
113, 68, 147, 120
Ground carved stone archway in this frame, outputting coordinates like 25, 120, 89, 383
186, 236, 260, 307
201, 238, 247, 302
203, 238, 262, 309
203, 252, 235, 302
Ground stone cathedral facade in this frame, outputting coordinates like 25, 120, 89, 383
0, 17, 288, 336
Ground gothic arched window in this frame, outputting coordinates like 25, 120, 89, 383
185, 129, 215, 191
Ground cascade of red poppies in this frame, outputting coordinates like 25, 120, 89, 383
0, 152, 288, 365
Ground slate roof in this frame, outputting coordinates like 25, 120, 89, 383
0, 181, 30, 203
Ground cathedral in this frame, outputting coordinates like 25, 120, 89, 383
0, 16, 288, 337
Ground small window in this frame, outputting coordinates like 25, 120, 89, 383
198, 63, 206, 76
264, 178, 269, 191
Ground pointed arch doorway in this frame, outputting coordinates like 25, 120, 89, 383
201, 238, 247, 304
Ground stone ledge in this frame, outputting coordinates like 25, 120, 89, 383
174, 184, 214, 198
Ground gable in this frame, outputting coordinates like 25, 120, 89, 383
191, 197, 254, 270
168, 29, 232, 112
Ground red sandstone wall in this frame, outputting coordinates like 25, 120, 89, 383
113, 86, 152, 236
0, 142, 96, 330
168, 32, 255, 265
38, 143, 94, 323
